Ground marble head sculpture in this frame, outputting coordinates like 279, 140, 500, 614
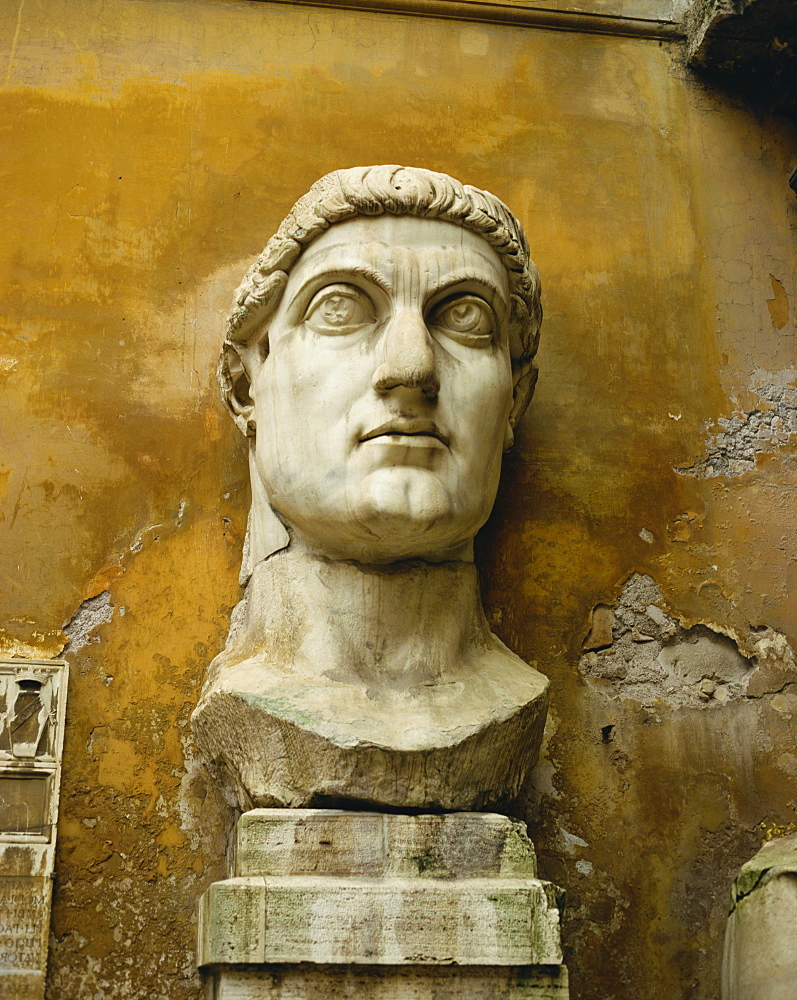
193, 166, 550, 811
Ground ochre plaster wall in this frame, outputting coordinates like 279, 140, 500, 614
1, 1, 795, 997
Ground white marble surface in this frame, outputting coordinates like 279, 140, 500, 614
194, 168, 548, 811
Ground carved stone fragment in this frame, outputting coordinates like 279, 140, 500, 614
193, 168, 564, 996
0, 659, 68, 1000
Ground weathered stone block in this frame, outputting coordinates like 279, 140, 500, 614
200, 875, 562, 967
235, 810, 538, 879
199, 878, 267, 966
0, 876, 52, 1000
209, 964, 570, 999
198, 810, 568, 998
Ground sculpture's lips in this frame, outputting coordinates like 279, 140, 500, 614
359, 419, 449, 448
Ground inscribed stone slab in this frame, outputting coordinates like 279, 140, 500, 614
0, 659, 68, 1000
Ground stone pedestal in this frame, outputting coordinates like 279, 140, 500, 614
198, 809, 568, 999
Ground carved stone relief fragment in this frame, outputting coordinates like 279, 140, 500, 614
0, 659, 68, 1000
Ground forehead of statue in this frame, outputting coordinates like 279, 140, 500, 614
280, 215, 510, 307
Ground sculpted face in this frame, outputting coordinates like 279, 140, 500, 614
248, 215, 515, 563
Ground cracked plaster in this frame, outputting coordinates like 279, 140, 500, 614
580, 574, 797, 714
677, 370, 797, 479
62, 592, 114, 656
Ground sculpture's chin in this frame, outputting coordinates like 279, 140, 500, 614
266, 468, 483, 563
354, 468, 448, 531
332, 468, 476, 562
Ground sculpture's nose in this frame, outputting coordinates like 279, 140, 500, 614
372, 309, 440, 399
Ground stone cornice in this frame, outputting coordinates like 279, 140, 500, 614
252, 0, 685, 39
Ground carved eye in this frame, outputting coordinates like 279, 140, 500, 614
305, 284, 375, 335
428, 295, 494, 345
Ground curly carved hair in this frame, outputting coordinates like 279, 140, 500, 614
219, 165, 542, 429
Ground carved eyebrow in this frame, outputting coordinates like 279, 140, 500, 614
291, 264, 392, 308
287, 248, 508, 313
426, 271, 508, 311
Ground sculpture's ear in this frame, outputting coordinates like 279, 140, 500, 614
221, 343, 257, 438
504, 360, 538, 451
219, 338, 290, 584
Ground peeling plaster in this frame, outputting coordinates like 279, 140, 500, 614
55, 510, 189, 655
129, 524, 163, 555
63, 591, 114, 655
578, 574, 797, 708
676, 369, 797, 478
560, 828, 589, 855
766, 274, 790, 331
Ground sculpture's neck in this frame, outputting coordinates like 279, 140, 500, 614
238, 549, 491, 685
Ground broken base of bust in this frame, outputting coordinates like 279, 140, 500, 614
198, 808, 568, 999
191, 552, 550, 812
